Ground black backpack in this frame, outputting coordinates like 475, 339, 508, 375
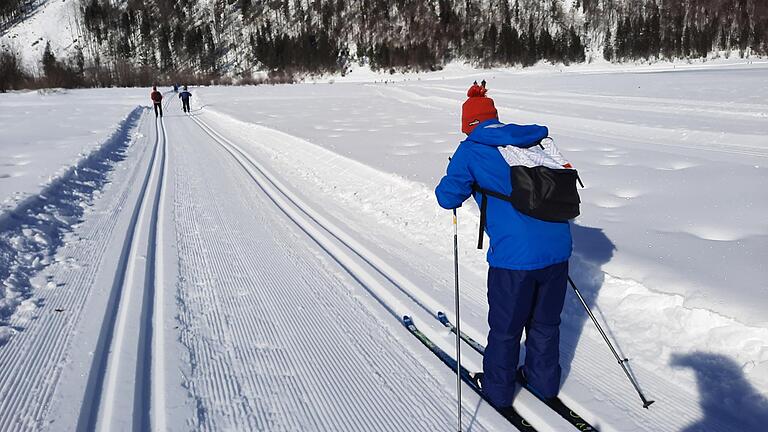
472, 139, 582, 249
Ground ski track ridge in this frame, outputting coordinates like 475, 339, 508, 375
76, 103, 168, 431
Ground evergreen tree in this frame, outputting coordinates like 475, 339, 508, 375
0, 50, 28, 92
241, 0, 252, 21
568, 26, 585, 63
159, 25, 174, 72
42, 41, 56, 77
603, 27, 615, 61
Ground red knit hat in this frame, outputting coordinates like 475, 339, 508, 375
461, 83, 498, 134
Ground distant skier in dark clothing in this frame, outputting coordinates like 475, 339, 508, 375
179, 86, 192, 113
151, 86, 163, 117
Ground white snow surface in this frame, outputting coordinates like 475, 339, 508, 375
0, 88, 149, 212
0, 63, 766, 431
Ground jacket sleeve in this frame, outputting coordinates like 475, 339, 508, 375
435, 142, 474, 210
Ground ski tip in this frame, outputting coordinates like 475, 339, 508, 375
643, 400, 655, 409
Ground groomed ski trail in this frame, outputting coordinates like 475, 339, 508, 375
77, 111, 168, 432
163, 112, 516, 431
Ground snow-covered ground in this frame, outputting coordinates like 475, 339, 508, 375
0, 63, 767, 431
0, 88, 148, 211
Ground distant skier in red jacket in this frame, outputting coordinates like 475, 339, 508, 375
151, 86, 163, 117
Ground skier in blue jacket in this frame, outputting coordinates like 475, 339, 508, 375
435, 83, 572, 413
179, 86, 192, 113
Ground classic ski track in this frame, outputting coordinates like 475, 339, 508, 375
152, 110, 171, 432
194, 109, 743, 432
0, 109, 151, 431
77, 108, 168, 431
171, 116, 500, 431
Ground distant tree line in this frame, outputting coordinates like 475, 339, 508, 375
67, 0, 599, 79
1, 42, 95, 91
1, 0, 766, 90
598, 0, 768, 61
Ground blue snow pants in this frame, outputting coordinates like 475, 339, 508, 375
482, 261, 568, 408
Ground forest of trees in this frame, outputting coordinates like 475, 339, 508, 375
1, 0, 767, 90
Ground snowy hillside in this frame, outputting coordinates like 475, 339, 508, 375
2, 0, 766, 85
0, 0, 82, 72
0, 62, 767, 431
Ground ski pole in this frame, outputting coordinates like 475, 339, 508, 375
568, 276, 655, 409
453, 208, 463, 431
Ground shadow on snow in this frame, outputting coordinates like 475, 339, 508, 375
558, 222, 616, 384
0, 105, 143, 346
672, 352, 768, 432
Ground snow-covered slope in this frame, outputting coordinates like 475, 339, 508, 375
0, 0, 82, 72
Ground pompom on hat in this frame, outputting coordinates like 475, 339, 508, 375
461, 81, 498, 134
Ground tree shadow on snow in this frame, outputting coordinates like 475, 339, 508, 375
557, 222, 616, 383
671, 352, 768, 432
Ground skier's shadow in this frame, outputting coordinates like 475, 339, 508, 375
671, 352, 768, 431
557, 223, 616, 382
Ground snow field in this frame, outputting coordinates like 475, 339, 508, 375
0, 101, 145, 344
0, 89, 171, 341
0, 89, 153, 212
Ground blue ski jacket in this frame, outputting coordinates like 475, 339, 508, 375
179, 91, 192, 101
435, 119, 572, 270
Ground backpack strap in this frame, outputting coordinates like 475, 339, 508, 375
472, 184, 513, 249
477, 192, 487, 249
